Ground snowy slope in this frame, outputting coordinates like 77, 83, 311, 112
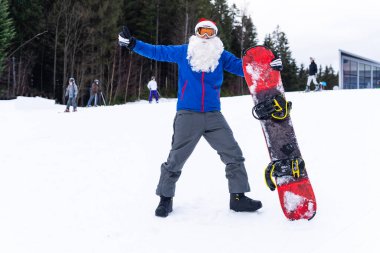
0, 89, 379, 253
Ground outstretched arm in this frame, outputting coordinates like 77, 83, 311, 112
222, 51, 244, 77
133, 40, 185, 63
118, 24, 184, 63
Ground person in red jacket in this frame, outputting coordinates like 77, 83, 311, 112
119, 18, 282, 217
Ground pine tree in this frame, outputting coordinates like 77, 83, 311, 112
268, 26, 298, 91
6, 0, 49, 97
229, 5, 258, 96
241, 16, 258, 50
212, 0, 232, 44
83, 0, 123, 89
319, 65, 338, 90
297, 63, 308, 90
0, 0, 15, 74
230, 8, 258, 57
263, 34, 275, 50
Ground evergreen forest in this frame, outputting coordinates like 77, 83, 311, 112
0, 0, 338, 104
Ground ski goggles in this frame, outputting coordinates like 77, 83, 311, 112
196, 27, 216, 38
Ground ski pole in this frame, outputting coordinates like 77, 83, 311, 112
101, 92, 107, 105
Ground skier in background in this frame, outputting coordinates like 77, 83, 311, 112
87, 79, 100, 107
65, 77, 78, 112
305, 57, 320, 92
147, 76, 159, 103
118, 18, 283, 217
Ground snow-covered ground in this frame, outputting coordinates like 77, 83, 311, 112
0, 89, 379, 253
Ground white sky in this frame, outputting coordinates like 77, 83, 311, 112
227, 0, 380, 70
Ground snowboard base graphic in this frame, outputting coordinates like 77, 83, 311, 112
242, 46, 316, 220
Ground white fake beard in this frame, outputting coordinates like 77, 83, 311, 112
187, 35, 224, 72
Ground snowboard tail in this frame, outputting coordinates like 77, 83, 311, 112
277, 178, 316, 220
242, 46, 317, 220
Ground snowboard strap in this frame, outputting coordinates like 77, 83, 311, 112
264, 158, 306, 191
252, 95, 292, 121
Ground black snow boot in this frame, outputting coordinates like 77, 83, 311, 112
155, 196, 173, 217
230, 193, 262, 212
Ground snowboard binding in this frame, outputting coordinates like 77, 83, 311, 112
264, 158, 307, 191
252, 95, 292, 121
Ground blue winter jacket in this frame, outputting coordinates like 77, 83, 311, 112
133, 40, 244, 112
65, 83, 78, 98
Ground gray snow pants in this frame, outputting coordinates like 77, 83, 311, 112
156, 110, 251, 197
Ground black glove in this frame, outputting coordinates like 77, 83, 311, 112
118, 25, 136, 49
270, 58, 283, 71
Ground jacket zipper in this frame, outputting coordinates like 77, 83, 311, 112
180, 80, 188, 100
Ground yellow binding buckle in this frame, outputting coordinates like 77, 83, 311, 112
264, 158, 305, 191
252, 95, 292, 121
271, 97, 291, 120
291, 159, 300, 178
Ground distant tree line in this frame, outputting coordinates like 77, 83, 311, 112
0, 0, 338, 103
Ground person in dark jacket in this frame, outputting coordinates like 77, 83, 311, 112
87, 79, 100, 107
118, 18, 283, 218
305, 57, 320, 92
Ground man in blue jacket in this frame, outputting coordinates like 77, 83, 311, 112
119, 18, 282, 217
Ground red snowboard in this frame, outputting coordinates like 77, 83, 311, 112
242, 46, 317, 220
